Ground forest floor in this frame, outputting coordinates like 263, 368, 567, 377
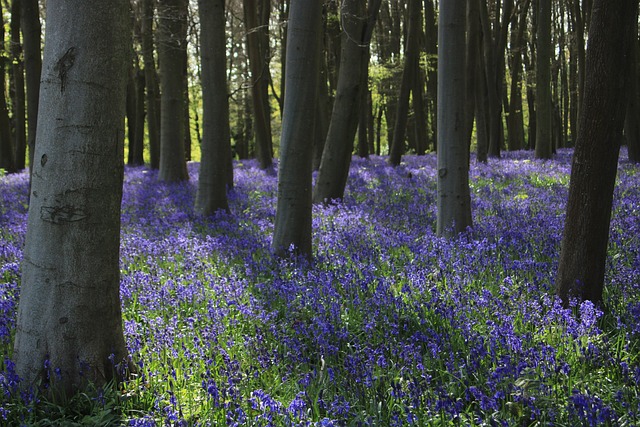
1, 149, 639, 426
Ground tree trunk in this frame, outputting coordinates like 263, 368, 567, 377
141, 0, 161, 169
157, 0, 189, 182
625, 22, 640, 163
196, 0, 231, 215
507, 0, 530, 151
13, 0, 130, 397
424, 0, 438, 150
244, 0, 273, 170
535, 0, 553, 159
389, 0, 421, 166
21, 0, 42, 172
556, 0, 636, 305
437, 0, 472, 237
313, 0, 381, 203
10, 0, 27, 171
0, 7, 16, 174
273, 0, 322, 257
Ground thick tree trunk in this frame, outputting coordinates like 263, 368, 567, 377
244, 0, 273, 170
157, 0, 189, 182
556, 0, 636, 305
437, 0, 472, 237
10, 0, 27, 171
21, 0, 42, 172
13, 0, 130, 397
535, 0, 553, 159
196, 0, 231, 215
141, 0, 161, 169
273, 0, 322, 257
313, 0, 381, 203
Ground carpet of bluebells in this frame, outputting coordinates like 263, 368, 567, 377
1, 149, 640, 426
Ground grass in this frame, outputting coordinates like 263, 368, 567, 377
1, 149, 639, 426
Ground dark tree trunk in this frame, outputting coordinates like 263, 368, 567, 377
556, 0, 637, 305
424, 0, 438, 150
196, 0, 231, 215
313, 0, 381, 203
535, 0, 553, 159
273, 0, 322, 257
244, 0, 273, 170
21, 0, 42, 172
157, 0, 189, 182
507, 0, 530, 151
142, 0, 161, 169
625, 22, 640, 163
10, 0, 27, 171
14, 0, 130, 397
389, 0, 422, 166
437, 0, 472, 237
0, 8, 16, 174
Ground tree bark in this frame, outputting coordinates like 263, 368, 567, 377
556, 0, 636, 305
157, 0, 189, 182
141, 0, 161, 169
0, 7, 16, 174
313, 0, 381, 203
535, 0, 553, 159
13, 0, 130, 397
625, 22, 640, 163
21, 0, 42, 172
10, 0, 27, 171
437, 0, 472, 236
196, 0, 231, 215
273, 0, 322, 257
507, 0, 530, 151
244, 0, 273, 170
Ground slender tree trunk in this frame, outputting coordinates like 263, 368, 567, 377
556, 0, 636, 305
437, 0, 472, 237
0, 7, 16, 174
535, 0, 553, 159
424, 0, 438, 150
244, 0, 273, 170
14, 0, 130, 397
313, 0, 382, 203
464, 0, 480, 151
507, 0, 530, 151
273, 0, 322, 257
157, 0, 189, 182
142, 0, 161, 169
389, 0, 421, 166
10, 0, 27, 171
196, 0, 231, 215
21, 0, 42, 172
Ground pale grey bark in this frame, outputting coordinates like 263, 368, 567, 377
196, 0, 231, 215
158, 0, 189, 181
13, 0, 130, 396
436, 0, 472, 237
273, 0, 322, 257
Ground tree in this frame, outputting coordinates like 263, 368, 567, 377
0, 6, 16, 174
244, 0, 273, 170
196, 0, 231, 215
157, 0, 189, 182
13, 0, 130, 396
535, 0, 553, 159
21, 0, 42, 172
436, 0, 472, 237
141, 0, 161, 169
10, 0, 27, 171
556, 0, 637, 305
313, 0, 381, 204
272, 0, 322, 257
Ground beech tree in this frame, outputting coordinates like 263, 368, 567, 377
21, 0, 42, 171
272, 0, 322, 257
535, 0, 553, 159
313, 0, 381, 204
157, 0, 189, 182
13, 0, 130, 396
436, 0, 472, 237
196, 0, 231, 215
556, 0, 637, 305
